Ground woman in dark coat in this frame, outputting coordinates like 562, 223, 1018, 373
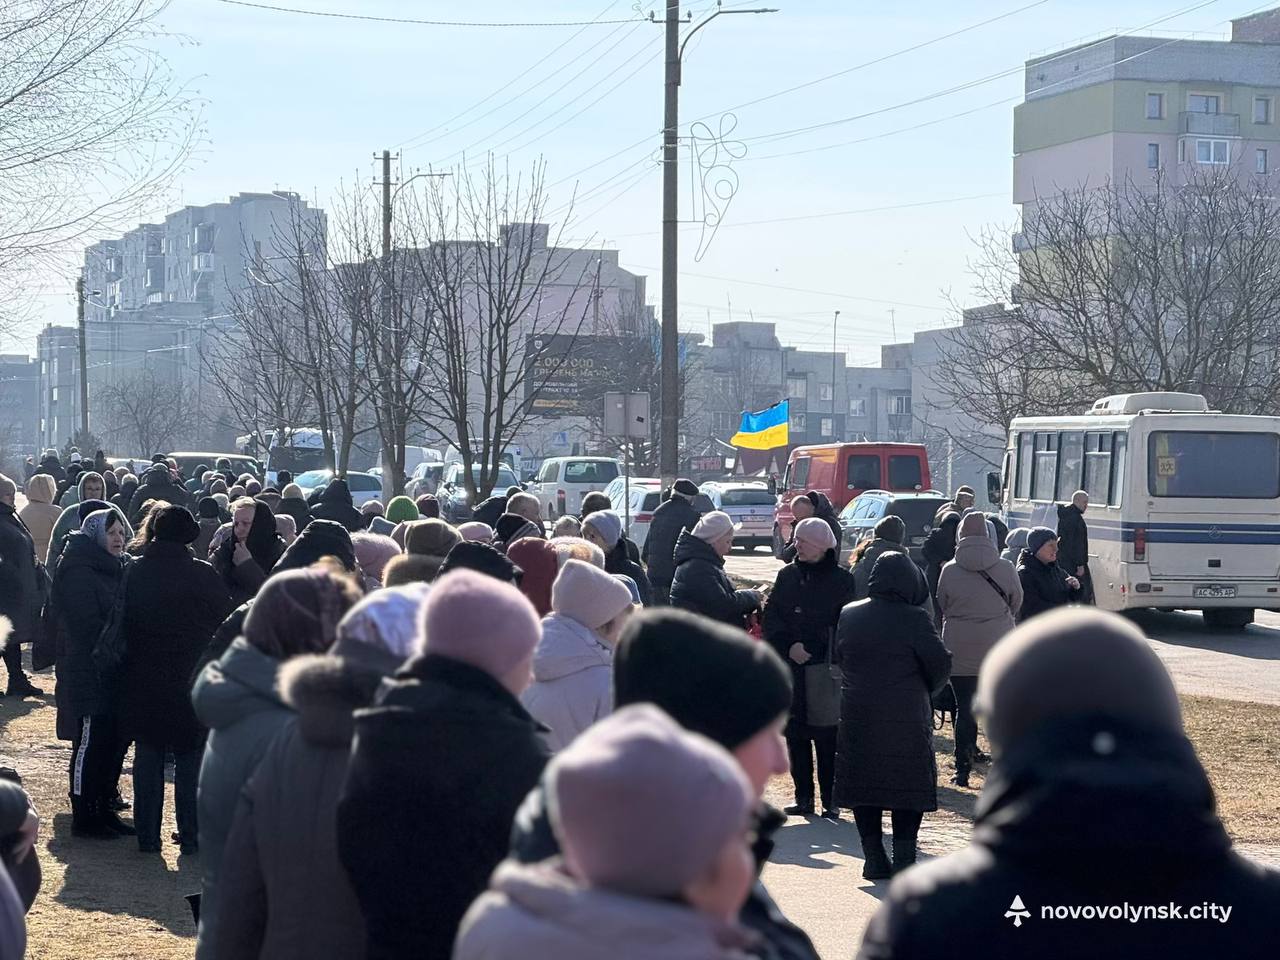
668, 512, 762, 628
212, 498, 285, 606
834, 551, 952, 879
1016, 526, 1082, 622
309, 478, 364, 533
119, 505, 234, 853
50, 509, 133, 838
763, 518, 856, 819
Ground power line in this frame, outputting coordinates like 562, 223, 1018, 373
209, 0, 645, 27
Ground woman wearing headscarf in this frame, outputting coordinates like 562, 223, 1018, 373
193, 565, 362, 960
119, 505, 234, 854
50, 509, 134, 838
212, 498, 286, 606
214, 583, 428, 960
272, 518, 358, 575
46, 498, 133, 568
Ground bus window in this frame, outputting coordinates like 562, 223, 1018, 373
1109, 433, 1127, 506
1032, 433, 1058, 500
1056, 431, 1084, 500
888, 455, 923, 490
1148, 431, 1280, 498
847, 455, 879, 490
1082, 432, 1113, 502
1016, 432, 1034, 499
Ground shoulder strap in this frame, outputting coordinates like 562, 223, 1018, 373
977, 568, 1013, 609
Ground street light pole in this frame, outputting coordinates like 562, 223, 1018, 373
658, 1, 779, 489
831, 309, 840, 436
76, 276, 89, 437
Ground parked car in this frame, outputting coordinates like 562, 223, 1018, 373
405, 461, 446, 499
438, 461, 522, 523
526, 456, 622, 520
698, 481, 776, 551
167, 451, 263, 482
773, 442, 932, 557
836, 490, 949, 568
603, 477, 663, 551
292, 470, 384, 508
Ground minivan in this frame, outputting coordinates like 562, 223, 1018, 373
528, 456, 623, 519
772, 442, 931, 557
699, 481, 776, 551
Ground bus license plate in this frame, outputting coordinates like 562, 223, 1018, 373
1194, 585, 1237, 599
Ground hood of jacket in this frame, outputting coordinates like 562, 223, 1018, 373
141, 463, 173, 488
673, 529, 722, 569
467, 860, 758, 960
867, 551, 928, 605
319, 478, 353, 506
954, 532, 1001, 572
807, 490, 837, 517
273, 518, 356, 573
192, 636, 287, 731
25, 475, 56, 505
278, 653, 387, 748
533, 614, 611, 682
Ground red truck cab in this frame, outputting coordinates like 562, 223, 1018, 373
772, 442, 932, 557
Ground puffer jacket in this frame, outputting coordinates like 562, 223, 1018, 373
669, 531, 760, 628
18, 475, 61, 561
213, 653, 387, 960
192, 638, 294, 960
455, 860, 760, 960
521, 614, 613, 752
936, 533, 1022, 677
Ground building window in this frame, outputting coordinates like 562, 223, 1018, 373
848, 397, 867, 417
786, 376, 807, 400
888, 394, 911, 416
1254, 96, 1272, 124
818, 383, 832, 402
711, 411, 737, 436
1258, 148, 1269, 174
820, 417, 834, 437
1145, 93, 1163, 119
1188, 93, 1220, 114
789, 413, 807, 432
1195, 139, 1229, 164
1147, 143, 1160, 169
1179, 139, 1186, 163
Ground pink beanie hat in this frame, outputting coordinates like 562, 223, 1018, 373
549, 704, 753, 898
551, 559, 634, 630
418, 569, 540, 690
794, 516, 837, 550
458, 521, 495, 543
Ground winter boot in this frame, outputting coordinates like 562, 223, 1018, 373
784, 802, 815, 817
100, 808, 137, 836
861, 838, 892, 881
71, 799, 119, 840
5, 673, 43, 698
892, 837, 918, 874
952, 765, 970, 788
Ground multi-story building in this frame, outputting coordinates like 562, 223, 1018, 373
35, 326, 79, 451
0, 354, 40, 469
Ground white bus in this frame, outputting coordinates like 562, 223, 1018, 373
993, 392, 1280, 628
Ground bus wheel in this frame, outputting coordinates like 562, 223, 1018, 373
1203, 608, 1254, 630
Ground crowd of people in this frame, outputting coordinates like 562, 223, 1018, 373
0, 451, 1276, 958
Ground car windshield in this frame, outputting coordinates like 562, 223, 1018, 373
892, 498, 948, 537
720, 488, 776, 507
445, 464, 519, 489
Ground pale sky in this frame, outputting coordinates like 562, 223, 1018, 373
19, 0, 1254, 363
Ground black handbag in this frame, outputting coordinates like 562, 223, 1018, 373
932, 681, 957, 730
91, 561, 131, 676
803, 628, 841, 727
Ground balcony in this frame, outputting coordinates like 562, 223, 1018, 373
1180, 112, 1240, 137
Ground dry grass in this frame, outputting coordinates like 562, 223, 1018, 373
4, 678, 1277, 959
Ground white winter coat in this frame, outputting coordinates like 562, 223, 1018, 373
521, 613, 613, 752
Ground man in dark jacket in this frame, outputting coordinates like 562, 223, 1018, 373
308, 478, 364, 532
472, 486, 519, 530
1016, 527, 1082, 622
1056, 490, 1093, 604
509, 608, 819, 960
857, 608, 1280, 960
337, 571, 549, 960
781, 491, 843, 563
764, 517, 856, 819
0, 475, 42, 697
32, 450, 66, 485
127, 462, 191, 522
933, 484, 975, 523
669, 511, 763, 627
640, 478, 701, 604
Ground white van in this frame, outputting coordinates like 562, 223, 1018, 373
527, 456, 622, 519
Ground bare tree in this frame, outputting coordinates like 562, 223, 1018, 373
0, 0, 199, 342
936, 166, 1280, 432
94, 369, 188, 454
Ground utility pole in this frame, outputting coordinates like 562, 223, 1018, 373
657, 0, 778, 490
76, 276, 89, 436
830, 309, 840, 438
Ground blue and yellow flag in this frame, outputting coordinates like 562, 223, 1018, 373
730, 400, 789, 450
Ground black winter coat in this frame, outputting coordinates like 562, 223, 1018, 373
0, 503, 39, 645
127, 469, 191, 523
669, 531, 760, 628
509, 789, 821, 960
309, 479, 364, 533
603, 540, 652, 606
1016, 549, 1081, 622
471, 495, 509, 530
276, 497, 311, 535
641, 495, 700, 591
34, 457, 66, 484
921, 512, 960, 595
51, 533, 127, 738
857, 717, 1280, 960
118, 541, 234, 751
1056, 502, 1089, 574
763, 550, 857, 727
337, 654, 551, 960
833, 552, 951, 812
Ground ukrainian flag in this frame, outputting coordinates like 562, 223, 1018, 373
730, 400, 790, 450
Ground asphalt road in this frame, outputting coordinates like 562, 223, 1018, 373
724, 550, 1280, 706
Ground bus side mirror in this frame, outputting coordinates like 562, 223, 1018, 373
986, 471, 1001, 506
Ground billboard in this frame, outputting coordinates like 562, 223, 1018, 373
525, 334, 652, 416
